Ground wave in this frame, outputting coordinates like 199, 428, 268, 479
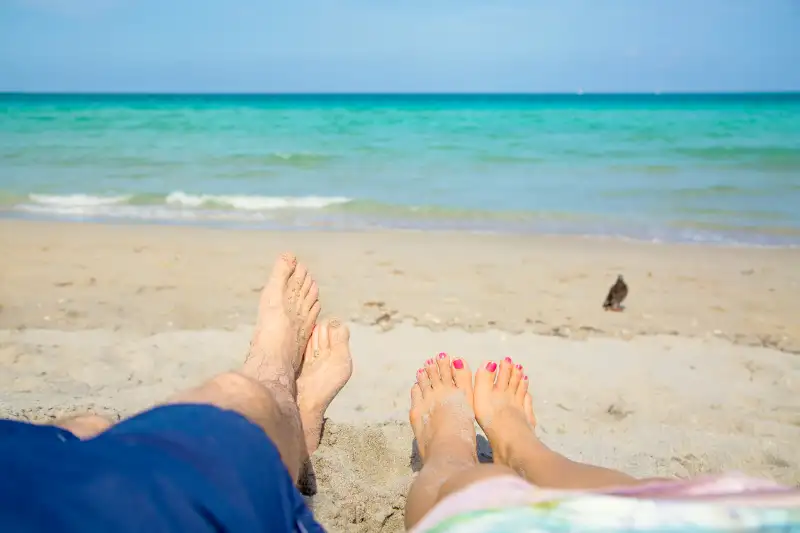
6, 192, 602, 223
22, 192, 352, 211
163, 192, 351, 210
29, 193, 132, 206
2, 191, 799, 246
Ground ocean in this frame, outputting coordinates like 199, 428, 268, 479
1, 93, 799, 246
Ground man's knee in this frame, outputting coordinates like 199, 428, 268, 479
55, 414, 113, 439
200, 372, 278, 423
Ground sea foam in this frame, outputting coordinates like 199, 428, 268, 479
29, 194, 132, 207
164, 192, 351, 210
26, 192, 351, 210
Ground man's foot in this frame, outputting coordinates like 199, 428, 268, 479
242, 253, 321, 385
409, 353, 476, 462
473, 357, 536, 465
297, 318, 353, 456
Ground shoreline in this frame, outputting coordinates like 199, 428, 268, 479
2, 212, 799, 249
2, 218, 798, 353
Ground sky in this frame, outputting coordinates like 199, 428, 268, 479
0, 0, 798, 93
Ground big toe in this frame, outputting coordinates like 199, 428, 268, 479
317, 321, 330, 351
327, 320, 353, 381
474, 360, 498, 395
270, 252, 297, 285
451, 357, 473, 395
328, 319, 350, 347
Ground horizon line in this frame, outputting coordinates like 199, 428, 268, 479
2, 90, 800, 96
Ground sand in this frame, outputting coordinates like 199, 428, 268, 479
1, 219, 799, 531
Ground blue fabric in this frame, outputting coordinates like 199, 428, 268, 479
0, 404, 324, 533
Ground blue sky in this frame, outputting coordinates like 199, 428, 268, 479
1, 0, 798, 93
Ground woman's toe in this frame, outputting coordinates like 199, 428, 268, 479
435, 352, 454, 385
451, 357, 473, 393
474, 360, 498, 395
417, 367, 432, 393
495, 356, 514, 391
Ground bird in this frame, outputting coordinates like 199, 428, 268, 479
603, 275, 628, 312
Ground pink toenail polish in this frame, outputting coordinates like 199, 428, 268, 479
523, 375, 529, 381
515, 364, 523, 370
504, 356, 513, 363
426, 358, 433, 365
452, 359, 464, 370
486, 361, 497, 372
438, 352, 447, 359
418, 368, 424, 375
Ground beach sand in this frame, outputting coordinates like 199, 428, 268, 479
1, 219, 799, 531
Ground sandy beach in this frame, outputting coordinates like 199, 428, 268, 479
1, 219, 799, 531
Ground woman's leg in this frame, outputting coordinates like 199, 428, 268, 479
474, 356, 644, 490
405, 353, 518, 529
405, 354, 649, 530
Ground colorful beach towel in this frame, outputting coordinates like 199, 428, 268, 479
414, 473, 800, 532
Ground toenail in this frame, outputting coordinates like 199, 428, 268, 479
438, 352, 447, 359
523, 375, 529, 381
515, 364, 523, 370
418, 368, 424, 375
486, 361, 497, 372
504, 356, 513, 363
452, 359, 464, 370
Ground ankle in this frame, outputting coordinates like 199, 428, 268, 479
240, 359, 296, 395
424, 427, 479, 464
426, 438, 478, 466
484, 408, 538, 462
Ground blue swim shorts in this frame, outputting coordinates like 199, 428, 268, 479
0, 404, 323, 533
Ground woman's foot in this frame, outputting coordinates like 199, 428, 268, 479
473, 356, 536, 466
297, 318, 353, 456
241, 253, 321, 385
409, 353, 476, 462
406, 354, 480, 529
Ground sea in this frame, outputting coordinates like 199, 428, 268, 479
1, 93, 799, 246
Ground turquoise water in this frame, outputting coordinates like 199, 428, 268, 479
1, 93, 799, 245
